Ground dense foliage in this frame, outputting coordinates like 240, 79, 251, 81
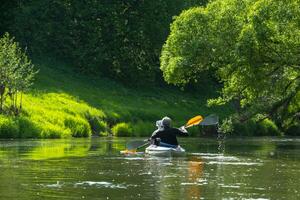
112, 122, 133, 137
1, 0, 298, 137
1, 0, 207, 85
161, 0, 300, 134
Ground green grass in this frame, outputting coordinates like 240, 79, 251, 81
111, 122, 133, 137
0, 56, 233, 138
0, 92, 106, 138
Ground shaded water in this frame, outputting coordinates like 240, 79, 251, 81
0, 137, 299, 200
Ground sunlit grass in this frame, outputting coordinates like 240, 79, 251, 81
0, 57, 232, 138
21, 92, 106, 138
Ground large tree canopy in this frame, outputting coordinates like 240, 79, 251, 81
161, 0, 300, 132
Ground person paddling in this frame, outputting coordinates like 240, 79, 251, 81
149, 116, 188, 148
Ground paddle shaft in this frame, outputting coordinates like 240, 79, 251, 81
136, 141, 150, 150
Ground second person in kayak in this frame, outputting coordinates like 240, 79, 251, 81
149, 116, 188, 148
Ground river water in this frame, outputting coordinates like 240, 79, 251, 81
0, 137, 299, 200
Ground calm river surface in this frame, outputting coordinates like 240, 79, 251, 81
0, 137, 299, 200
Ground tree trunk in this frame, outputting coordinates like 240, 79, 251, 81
11, 92, 14, 109
14, 91, 18, 115
19, 92, 23, 112
0, 85, 5, 112
0, 93, 2, 112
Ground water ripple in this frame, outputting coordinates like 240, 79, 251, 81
74, 181, 127, 189
206, 161, 262, 166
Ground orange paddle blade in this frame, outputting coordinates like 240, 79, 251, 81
185, 115, 203, 128
120, 149, 137, 155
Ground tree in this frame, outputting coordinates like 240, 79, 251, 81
8, 0, 208, 86
0, 32, 37, 115
160, 0, 300, 133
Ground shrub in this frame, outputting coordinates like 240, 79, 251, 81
111, 122, 133, 137
84, 108, 106, 119
86, 115, 108, 136
232, 120, 256, 136
64, 116, 91, 137
99, 131, 110, 137
95, 120, 108, 136
40, 123, 71, 138
18, 116, 40, 138
219, 117, 234, 134
0, 115, 19, 138
132, 121, 155, 137
105, 112, 121, 126
232, 118, 281, 136
256, 119, 282, 136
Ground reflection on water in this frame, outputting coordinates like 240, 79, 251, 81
0, 137, 299, 200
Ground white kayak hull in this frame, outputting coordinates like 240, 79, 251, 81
145, 145, 186, 157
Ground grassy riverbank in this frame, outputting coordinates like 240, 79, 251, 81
0, 57, 231, 138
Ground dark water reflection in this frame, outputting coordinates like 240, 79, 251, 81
0, 137, 299, 200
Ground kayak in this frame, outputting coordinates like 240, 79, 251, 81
145, 145, 186, 157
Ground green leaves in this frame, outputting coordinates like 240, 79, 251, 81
161, 0, 300, 133
8, 0, 207, 85
0, 32, 37, 114
161, 7, 212, 85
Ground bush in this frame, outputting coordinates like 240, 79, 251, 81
132, 121, 155, 137
0, 115, 19, 138
95, 120, 108, 136
232, 118, 281, 136
219, 117, 234, 134
111, 122, 133, 137
232, 120, 257, 136
84, 108, 106, 119
99, 131, 110, 137
64, 116, 91, 137
105, 112, 121, 126
18, 116, 40, 138
256, 119, 282, 136
86, 115, 108, 136
40, 123, 71, 138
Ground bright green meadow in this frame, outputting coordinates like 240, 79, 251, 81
0, 57, 231, 138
